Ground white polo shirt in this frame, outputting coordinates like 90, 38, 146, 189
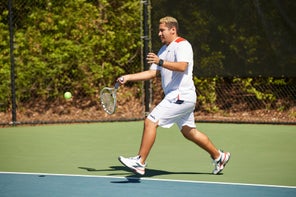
150, 37, 196, 103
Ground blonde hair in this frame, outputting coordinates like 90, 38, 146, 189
159, 16, 179, 33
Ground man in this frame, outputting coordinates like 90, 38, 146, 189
117, 16, 230, 175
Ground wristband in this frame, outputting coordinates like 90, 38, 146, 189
158, 59, 164, 67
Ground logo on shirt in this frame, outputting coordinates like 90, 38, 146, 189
149, 114, 156, 120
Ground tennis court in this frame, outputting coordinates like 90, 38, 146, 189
0, 122, 295, 196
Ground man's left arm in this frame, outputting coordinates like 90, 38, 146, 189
146, 52, 188, 72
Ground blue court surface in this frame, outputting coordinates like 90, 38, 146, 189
0, 172, 295, 197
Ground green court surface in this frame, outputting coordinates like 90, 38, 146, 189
0, 122, 295, 187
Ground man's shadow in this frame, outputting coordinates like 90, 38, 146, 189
78, 166, 216, 183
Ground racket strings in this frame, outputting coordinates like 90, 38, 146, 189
100, 89, 116, 114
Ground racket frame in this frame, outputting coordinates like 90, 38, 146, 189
100, 82, 120, 115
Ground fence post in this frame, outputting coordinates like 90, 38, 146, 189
142, 0, 151, 116
8, 0, 17, 125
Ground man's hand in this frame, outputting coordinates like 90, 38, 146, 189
146, 52, 161, 65
117, 76, 125, 84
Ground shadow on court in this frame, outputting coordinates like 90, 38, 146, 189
78, 166, 215, 179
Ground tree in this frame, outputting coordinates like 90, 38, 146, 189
0, 9, 10, 110
151, 0, 296, 77
0, 0, 142, 109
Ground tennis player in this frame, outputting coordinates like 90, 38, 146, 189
117, 16, 230, 175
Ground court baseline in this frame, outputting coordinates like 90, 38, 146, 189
0, 172, 295, 197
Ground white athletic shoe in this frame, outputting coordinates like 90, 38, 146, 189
212, 150, 231, 174
118, 155, 146, 175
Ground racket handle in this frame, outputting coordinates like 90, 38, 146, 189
115, 77, 124, 89
115, 82, 120, 89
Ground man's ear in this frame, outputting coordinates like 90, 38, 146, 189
170, 27, 177, 34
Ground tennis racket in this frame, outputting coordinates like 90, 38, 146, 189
100, 78, 123, 114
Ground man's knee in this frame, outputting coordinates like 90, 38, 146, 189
181, 125, 196, 140
144, 117, 158, 129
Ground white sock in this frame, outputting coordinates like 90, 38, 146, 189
215, 151, 222, 162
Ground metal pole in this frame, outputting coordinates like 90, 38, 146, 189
142, 0, 151, 116
8, 0, 17, 125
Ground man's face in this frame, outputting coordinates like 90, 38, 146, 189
158, 23, 176, 45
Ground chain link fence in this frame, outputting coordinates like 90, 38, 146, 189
0, 0, 295, 126
194, 77, 296, 124
149, 77, 296, 124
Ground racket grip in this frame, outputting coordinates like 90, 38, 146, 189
115, 82, 120, 89
115, 77, 124, 89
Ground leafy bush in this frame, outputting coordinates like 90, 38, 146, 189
1, 0, 141, 109
0, 10, 10, 110
194, 77, 219, 112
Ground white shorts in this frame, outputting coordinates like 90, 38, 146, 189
147, 98, 196, 130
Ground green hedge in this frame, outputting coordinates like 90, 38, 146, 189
0, 0, 141, 110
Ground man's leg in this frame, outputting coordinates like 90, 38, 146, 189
181, 125, 230, 174
181, 125, 220, 159
138, 118, 158, 164
118, 118, 157, 175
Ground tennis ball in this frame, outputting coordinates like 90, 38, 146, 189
64, 92, 72, 99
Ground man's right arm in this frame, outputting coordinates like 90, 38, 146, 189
119, 69, 158, 84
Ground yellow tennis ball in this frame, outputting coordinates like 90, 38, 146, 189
64, 92, 72, 99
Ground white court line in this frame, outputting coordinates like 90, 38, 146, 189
0, 171, 295, 189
